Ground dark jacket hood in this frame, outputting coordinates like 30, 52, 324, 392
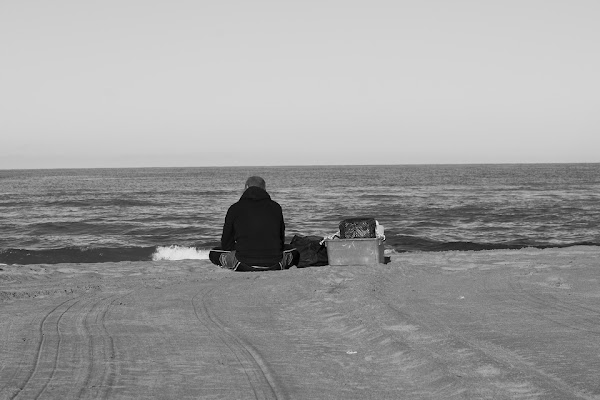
240, 186, 271, 201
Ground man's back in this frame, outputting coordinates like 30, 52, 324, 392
221, 185, 285, 266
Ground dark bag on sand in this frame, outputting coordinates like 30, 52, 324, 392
339, 217, 377, 239
289, 235, 328, 267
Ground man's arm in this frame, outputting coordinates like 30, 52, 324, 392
221, 207, 235, 250
279, 207, 285, 250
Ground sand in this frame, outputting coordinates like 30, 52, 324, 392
1, 246, 599, 400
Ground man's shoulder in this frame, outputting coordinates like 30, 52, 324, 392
228, 197, 280, 206
263, 196, 282, 209
233, 197, 282, 211
225, 199, 242, 215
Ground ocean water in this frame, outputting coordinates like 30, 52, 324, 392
0, 164, 599, 264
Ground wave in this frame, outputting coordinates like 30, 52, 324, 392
43, 198, 159, 207
0, 247, 157, 265
152, 246, 210, 261
1, 239, 598, 265
385, 235, 600, 253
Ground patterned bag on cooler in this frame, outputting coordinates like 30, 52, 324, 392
338, 218, 377, 239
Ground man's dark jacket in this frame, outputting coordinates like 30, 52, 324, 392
221, 186, 285, 266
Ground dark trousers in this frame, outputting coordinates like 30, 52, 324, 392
209, 247, 299, 272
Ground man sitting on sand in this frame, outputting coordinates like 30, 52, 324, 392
209, 176, 299, 271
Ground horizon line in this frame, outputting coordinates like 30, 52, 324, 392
1, 161, 600, 171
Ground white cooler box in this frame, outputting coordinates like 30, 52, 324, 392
324, 238, 385, 266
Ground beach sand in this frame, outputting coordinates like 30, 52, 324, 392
1, 247, 599, 399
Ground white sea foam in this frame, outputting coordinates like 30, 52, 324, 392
152, 246, 210, 261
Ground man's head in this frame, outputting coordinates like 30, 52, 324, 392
245, 176, 266, 190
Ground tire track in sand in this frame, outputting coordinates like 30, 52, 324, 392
5, 293, 126, 400
387, 300, 597, 399
191, 284, 287, 400
375, 273, 598, 400
8, 296, 80, 400
507, 278, 600, 336
75, 294, 124, 400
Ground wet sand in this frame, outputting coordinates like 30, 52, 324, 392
1, 246, 599, 399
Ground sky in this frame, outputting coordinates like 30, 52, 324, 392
1, 0, 599, 169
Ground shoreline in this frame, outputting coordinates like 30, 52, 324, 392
1, 246, 599, 399
2, 242, 599, 266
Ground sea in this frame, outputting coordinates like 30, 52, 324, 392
1, 164, 599, 265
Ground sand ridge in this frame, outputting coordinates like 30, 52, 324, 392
1, 246, 599, 399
